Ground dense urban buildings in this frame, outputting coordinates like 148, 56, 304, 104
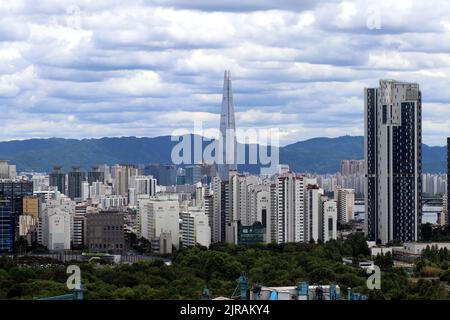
365, 80, 422, 244
0, 76, 443, 266
144, 164, 176, 186
341, 160, 365, 176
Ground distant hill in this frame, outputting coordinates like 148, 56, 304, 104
0, 135, 445, 174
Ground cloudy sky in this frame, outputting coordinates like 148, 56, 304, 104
1, 0, 450, 146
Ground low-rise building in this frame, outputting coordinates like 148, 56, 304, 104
85, 210, 125, 254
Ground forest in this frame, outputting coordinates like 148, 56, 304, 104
0, 233, 449, 300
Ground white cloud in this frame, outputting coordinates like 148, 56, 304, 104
0, 0, 449, 146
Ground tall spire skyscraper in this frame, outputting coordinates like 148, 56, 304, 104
218, 70, 237, 181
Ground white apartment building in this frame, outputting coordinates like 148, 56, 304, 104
276, 173, 311, 243
320, 198, 338, 242
40, 194, 75, 251
181, 207, 211, 248
140, 194, 180, 249
335, 187, 355, 223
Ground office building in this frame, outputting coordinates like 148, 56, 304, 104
181, 207, 211, 248
365, 80, 422, 244
238, 222, 266, 246
40, 195, 75, 251
320, 198, 338, 242
88, 166, 105, 184
0, 201, 13, 254
139, 194, 180, 250
68, 166, 86, 201
144, 164, 177, 186
185, 165, 203, 185
49, 166, 66, 195
218, 70, 237, 181
85, 210, 125, 253
0, 180, 33, 242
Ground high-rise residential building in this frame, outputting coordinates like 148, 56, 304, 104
365, 80, 422, 244
341, 160, 365, 176
144, 164, 177, 186
204, 193, 214, 242
68, 166, 86, 201
440, 193, 448, 227
181, 207, 211, 248
49, 166, 66, 194
195, 182, 206, 207
81, 181, 90, 201
341, 160, 350, 176
98, 164, 111, 183
305, 183, 323, 242
85, 210, 125, 254
0, 160, 16, 179
319, 198, 338, 243
129, 175, 157, 197
247, 184, 272, 243
334, 187, 355, 223
218, 70, 237, 181
275, 173, 310, 243
350, 160, 365, 176
112, 164, 138, 196
88, 166, 105, 184
447, 137, 450, 225
128, 175, 157, 207
210, 176, 229, 243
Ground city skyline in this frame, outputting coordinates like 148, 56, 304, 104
2, 1, 450, 146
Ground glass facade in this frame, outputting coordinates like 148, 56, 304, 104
238, 222, 265, 246
0, 203, 13, 254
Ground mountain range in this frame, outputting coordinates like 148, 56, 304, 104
0, 135, 446, 174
